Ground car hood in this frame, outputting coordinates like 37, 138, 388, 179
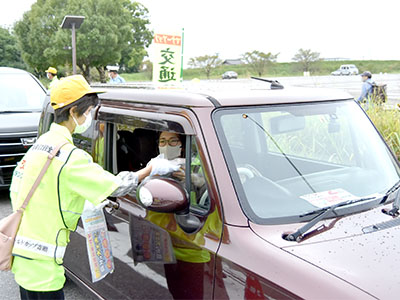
250, 203, 400, 299
0, 111, 41, 134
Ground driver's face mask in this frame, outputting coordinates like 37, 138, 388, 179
72, 111, 92, 134
159, 145, 182, 160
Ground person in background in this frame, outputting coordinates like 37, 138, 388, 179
357, 71, 374, 109
108, 69, 126, 84
45, 67, 59, 91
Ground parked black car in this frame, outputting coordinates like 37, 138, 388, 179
0, 67, 47, 189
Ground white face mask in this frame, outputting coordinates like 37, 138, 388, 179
72, 112, 92, 134
159, 145, 182, 160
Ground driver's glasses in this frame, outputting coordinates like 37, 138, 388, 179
159, 138, 181, 147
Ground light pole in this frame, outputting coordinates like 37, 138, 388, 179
60, 15, 85, 75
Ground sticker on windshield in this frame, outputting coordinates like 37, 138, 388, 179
300, 188, 359, 208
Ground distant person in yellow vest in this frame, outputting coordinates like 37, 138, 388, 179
45, 67, 59, 91
9, 75, 178, 300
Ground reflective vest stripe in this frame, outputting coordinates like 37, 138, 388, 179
61, 209, 81, 215
14, 236, 66, 259
57, 148, 77, 229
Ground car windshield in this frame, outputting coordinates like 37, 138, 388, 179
213, 100, 400, 224
0, 73, 46, 112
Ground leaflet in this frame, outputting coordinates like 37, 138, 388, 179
129, 214, 176, 265
81, 200, 114, 283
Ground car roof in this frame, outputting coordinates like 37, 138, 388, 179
97, 84, 353, 108
0, 67, 30, 74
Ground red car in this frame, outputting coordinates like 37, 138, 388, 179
39, 81, 400, 299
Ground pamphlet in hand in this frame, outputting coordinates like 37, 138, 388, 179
81, 200, 114, 282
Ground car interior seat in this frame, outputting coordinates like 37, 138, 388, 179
117, 128, 159, 172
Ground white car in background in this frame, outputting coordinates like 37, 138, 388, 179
331, 64, 359, 76
222, 71, 238, 79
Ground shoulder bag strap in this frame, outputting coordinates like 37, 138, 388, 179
19, 141, 69, 211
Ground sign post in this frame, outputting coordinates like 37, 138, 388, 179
60, 15, 85, 75
152, 30, 183, 86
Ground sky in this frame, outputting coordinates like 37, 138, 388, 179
1, 0, 399, 64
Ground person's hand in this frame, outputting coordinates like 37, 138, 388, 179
172, 170, 185, 181
149, 157, 180, 176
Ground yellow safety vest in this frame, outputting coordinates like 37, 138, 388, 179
49, 76, 59, 90
146, 156, 222, 263
146, 209, 222, 263
10, 122, 120, 291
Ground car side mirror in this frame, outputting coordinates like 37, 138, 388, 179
136, 177, 189, 213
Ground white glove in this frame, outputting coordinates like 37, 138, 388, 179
149, 157, 180, 176
110, 171, 139, 197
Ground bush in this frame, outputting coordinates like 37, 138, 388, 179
367, 105, 400, 161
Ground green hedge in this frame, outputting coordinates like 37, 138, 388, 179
367, 105, 400, 161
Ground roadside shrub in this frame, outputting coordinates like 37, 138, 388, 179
367, 105, 400, 161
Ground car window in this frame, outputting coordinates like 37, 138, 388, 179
113, 123, 210, 214
262, 110, 356, 166
213, 100, 400, 224
0, 73, 45, 112
188, 139, 210, 213
93, 121, 106, 166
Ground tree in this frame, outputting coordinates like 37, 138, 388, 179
241, 50, 278, 76
119, 2, 153, 73
188, 54, 222, 79
14, 0, 152, 82
292, 48, 320, 72
0, 27, 25, 69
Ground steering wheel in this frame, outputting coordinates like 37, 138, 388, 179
237, 164, 291, 196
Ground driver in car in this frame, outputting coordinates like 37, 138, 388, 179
146, 131, 221, 299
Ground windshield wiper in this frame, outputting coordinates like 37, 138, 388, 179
0, 110, 32, 113
283, 196, 376, 242
383, 179, 400, 199
382, 179, 400, 216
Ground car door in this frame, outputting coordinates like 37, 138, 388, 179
64, 103, 224, 299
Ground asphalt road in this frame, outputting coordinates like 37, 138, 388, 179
0, 190, 92, 300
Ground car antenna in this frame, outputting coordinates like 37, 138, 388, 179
251, 77, 284, 89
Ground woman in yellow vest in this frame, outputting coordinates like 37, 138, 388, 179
10, 75, 178, 300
